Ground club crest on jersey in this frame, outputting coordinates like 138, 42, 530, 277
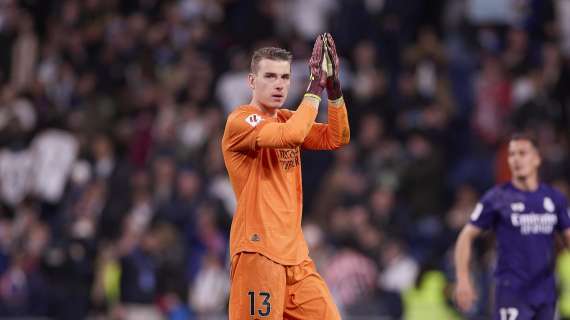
245, 114, 263, 127
510, 202, 525, 212
543, 197, 555, 213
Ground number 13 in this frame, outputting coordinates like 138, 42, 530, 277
248, 291, 271, 317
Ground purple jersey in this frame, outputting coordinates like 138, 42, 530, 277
469, 182, 570, 304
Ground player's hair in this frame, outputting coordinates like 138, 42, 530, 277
250, 47, 292, 74
509, 132, 538, 149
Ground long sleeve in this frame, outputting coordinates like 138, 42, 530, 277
302, 99, 350, 150
223, 98, 319, 153
256, 99, 318, 148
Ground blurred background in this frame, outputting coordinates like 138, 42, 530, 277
0, 0, 569, 319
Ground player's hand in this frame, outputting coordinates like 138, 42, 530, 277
454, 278, 476, 312
306, 35, 327, 97
324, 33, 342, 100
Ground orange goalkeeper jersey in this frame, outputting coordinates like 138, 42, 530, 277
221, 98, 350, 265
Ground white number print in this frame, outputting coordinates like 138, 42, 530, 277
500, 307, 519, 320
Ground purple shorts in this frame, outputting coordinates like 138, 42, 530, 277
494, 287, 556, 320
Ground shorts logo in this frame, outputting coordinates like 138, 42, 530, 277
510, 202, 525, 212
543, 197, 555, 213
245, 114, 263, 127
250, 234, 261, 242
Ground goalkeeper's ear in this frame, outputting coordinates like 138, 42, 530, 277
248, 72, 255, 90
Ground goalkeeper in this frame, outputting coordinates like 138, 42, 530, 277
221, 33, 349, 319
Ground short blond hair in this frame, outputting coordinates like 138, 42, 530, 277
250, 47, 292, 74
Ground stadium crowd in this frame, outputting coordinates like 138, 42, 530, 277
0, 0, 569, 319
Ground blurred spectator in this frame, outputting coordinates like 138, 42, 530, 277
502, 27, 532, 77
0, 146, 33, 206
157, 167, 201, 229
323, 241, 378, 313
186, 200, 227, 282
404, 27, 446, 99
444, 184, 479, 235
285, 0, 338, 41
472, 54, 512, 147
302, 222, 333, 270
118, 225, 164, 320
402, 269, 459, 320
216, 48, 251, 115
369, 186, 411, 236
91, 242, 121, 316
558, 250, 570, 320
30, 128, 79, 204
379, 239, 419, 293
399, 132, 445, 217
10, 11, 37, 91
189, 253, 229, 317
559, 0, 570, 57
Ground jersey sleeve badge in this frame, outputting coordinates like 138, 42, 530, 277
244, 114, 263, 127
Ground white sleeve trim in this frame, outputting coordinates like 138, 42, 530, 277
470, 203, 483, 221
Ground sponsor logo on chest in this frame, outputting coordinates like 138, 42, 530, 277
276, 148, 300, 170
509, 197, 557, 235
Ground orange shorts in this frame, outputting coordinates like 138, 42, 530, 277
228, 252, 341, 320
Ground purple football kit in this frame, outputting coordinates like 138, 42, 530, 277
470, 182, 570, 320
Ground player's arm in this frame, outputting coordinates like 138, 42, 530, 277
454, 193, 496, 312
303, 33, 350, 150
454, 224, 482, 312
223, 97, 320, 152
302, 99, 349, 150
255, 96, 320, 148
224, 37, 327, 151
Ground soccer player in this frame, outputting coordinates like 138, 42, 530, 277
454, 133, 570, 320
221, 33, 349, 319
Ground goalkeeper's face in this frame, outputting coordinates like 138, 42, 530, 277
249, 58, 291, 110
